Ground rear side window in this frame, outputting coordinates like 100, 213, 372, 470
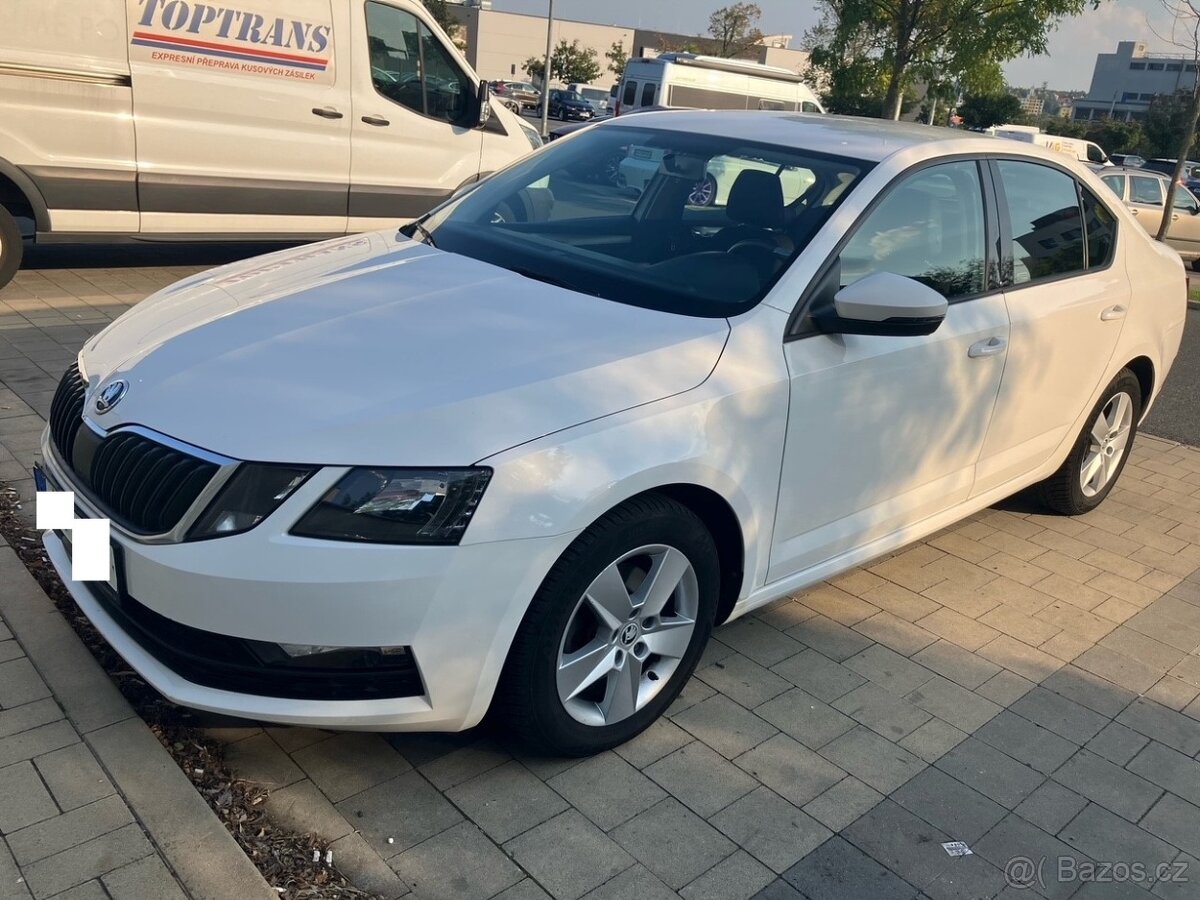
641, 83, 657, 106
996, 160, 1085, 285
622, 81, 638, 105
840, 161, 987, 300
1130, 175, 1164, 206
1082, 187, 1116, 269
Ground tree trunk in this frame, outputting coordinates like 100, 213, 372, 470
883, 53, 906, 121
1158, 79, 1200, 242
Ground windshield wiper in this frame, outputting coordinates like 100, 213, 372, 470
402, 220, 437, 248
510, 266, 597, 296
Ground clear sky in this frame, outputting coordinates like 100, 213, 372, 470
495, 0, 1178, 92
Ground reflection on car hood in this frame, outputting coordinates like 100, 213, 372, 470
78, 231, 730, 465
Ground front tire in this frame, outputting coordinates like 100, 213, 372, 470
0, 205, 23, 290
1035, 369, 1141, 515
497, 495, 718, 755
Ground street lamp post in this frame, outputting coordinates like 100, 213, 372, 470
540, 0, 555, 137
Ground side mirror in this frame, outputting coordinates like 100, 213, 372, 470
474, 80, 492, 127
815, 272, 948, 337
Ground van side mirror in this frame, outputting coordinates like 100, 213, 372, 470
813, 272, 948, 337
474, 80, 492, 127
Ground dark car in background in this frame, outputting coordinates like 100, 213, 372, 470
548, 90, 595, 121
1110, 153, 1146, 168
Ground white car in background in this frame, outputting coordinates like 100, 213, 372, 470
39, 112, 1185, 755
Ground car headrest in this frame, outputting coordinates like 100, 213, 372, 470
727, 170, 785, 229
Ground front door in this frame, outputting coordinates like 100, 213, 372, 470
973, 159, 1127, 496
771, 160, 1010, 580
127, 0, 350, 235
348, 0, 483, 231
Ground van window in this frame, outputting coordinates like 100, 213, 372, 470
366, 1, 470, 124
622, 81, 638, 106
641, 83, 657, 106
1086, 143, 1106, 164
802, 100, 821, 112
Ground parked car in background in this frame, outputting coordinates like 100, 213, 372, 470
567, 83, 612, 115
1110, 153, 1146, 168
548, 90, 596, 121
1141, 158, 1200, 179
616, 53, 824, 117
1100, 167, 1200, 269
490, 80, 542, 110
40, 113, 1185, 755
0, 0, 540, 289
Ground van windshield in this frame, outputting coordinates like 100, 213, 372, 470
407, 124, 867, 317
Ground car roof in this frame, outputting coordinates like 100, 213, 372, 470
602, 110, 1076, 164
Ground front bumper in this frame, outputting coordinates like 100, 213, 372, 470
38, 430, 572, 731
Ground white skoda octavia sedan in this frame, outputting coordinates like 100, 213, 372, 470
38, 113, 1186, 755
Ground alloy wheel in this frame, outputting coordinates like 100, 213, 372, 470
556, 544, 698, 727
1080, 391, 1134, 497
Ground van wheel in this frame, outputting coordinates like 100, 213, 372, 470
497, 494, 718, 755
0, 206, 22, 290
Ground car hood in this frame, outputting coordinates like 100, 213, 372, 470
78, 232, 729, 465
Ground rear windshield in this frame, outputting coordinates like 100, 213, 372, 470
407, 124, 868, 317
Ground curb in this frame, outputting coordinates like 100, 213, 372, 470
1188, 298, 1200, 310
0, 545, 276, 900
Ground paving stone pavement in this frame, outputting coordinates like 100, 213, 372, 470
6, 255, 1200, 899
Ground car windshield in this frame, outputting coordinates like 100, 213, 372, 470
410, 124, 867, 317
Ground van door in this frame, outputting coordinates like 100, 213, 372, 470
347, 0, 483, 231
126, 0, 350, 236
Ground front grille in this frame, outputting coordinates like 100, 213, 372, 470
48, 363, 219, 535
49, 363, 87, 462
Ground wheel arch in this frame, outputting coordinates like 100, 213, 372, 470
0, 158, 50, 233
1124, 355, 1155, 420
612, 483, 746, 626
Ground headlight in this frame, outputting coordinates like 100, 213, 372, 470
290, 467, 492, 545
189, 464, 314, 539
518, 119, 543, 151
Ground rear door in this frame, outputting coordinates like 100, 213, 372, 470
1127, 173, 1168, 236
127, 0, 350, 235
347, 0, 483, 231
973, 159, 1126, 495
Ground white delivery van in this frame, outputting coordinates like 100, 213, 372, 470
615, 53, 824, 116
0, 0, 542, 287
992, 125, 1112, 167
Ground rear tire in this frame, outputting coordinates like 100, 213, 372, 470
496, 494, 718, 756
1035, 369, 1141, 515
0, 206, 23, 290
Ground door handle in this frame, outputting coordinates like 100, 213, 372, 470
1172, 214, 1180, 221
1130, 208, 1138, 215
361, 115, 391, 126
311, 106, 343, 119
1100, 304, 1127, 321
968, 336, 1007, 358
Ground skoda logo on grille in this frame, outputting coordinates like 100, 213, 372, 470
95, 380, 128, 413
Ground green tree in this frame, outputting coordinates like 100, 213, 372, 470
605, 40, 629, 80
421, 0, 462, 46
1083, 118, 1144, 154
1143, 91, 1200, 159
957, 92, 1023, 129
524, 40, 602, 86
808, 0, 1104, 120
708, 3, 764, 58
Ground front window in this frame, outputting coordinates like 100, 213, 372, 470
1130, 175, 1165, 206
839, 161, 987, 300
408, 125, 867, 316
365, 1, 470, 124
